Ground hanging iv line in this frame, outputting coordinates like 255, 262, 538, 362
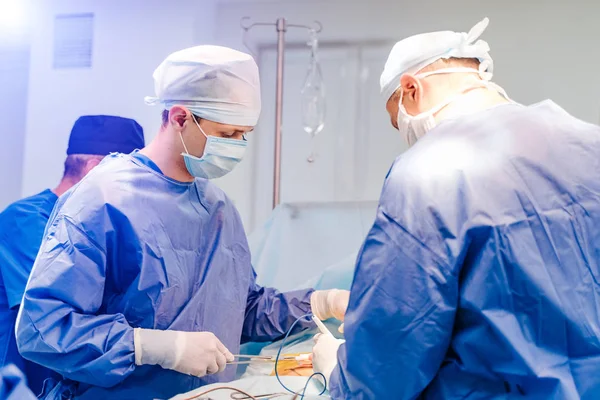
301, 29, 326, 163
241, 17, 323, 209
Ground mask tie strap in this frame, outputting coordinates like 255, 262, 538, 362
179, 132, 190, 155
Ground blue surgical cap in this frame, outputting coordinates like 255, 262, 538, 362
145, 45, 261, 127
66, 115, 145, 156
380, 18, 494, 101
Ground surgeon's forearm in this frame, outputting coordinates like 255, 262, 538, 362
17, 300, 136, 388
241, 286, 314, 342
17, 212, 138, 387
326, 208, 458, 399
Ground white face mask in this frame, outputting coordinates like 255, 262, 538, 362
396, 67, 507, 147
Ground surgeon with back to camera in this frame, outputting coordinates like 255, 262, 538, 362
312, 18, 600, 399
16, 45, 349, 399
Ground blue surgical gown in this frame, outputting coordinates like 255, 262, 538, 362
0, 364, 37, 400
16, 152, 314, 399
330, 101, 600, 399
0, 189, 59, 395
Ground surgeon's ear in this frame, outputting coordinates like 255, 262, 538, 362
400, 74, 420, 105
169, 106, 189, 129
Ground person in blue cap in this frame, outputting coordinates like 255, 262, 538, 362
0, 115, 144, 396
15, 45, 349, 399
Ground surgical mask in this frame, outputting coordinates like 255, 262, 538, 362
179, 117, 247, 179
397, 67, 508, 147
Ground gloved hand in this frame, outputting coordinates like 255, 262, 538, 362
312, 333, 345, 385
310, 289, 350, 321
134, 328, 234, 377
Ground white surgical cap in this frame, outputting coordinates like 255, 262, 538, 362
380, 18, 493, 101
145, 45, 261, 127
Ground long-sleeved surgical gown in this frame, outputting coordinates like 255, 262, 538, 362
329, 100, 600, 399
0, 189, 60, 395
0, 364, 37, 400
16, 152, 314, 399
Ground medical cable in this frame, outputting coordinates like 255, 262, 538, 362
274, 313, 327, 399
230, 391, 289, 399
182, 313, 327, 400
181, 385, 260, 400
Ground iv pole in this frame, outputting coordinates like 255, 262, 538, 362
241, 17, 323, 209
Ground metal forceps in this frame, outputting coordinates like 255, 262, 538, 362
227, 354, 299, 365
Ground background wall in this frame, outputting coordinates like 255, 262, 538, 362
19, 0, 216, 202
213, 0, 600, 230
0, 3, 30, 210
214, 0, 600, 123
5, 0, 599, 231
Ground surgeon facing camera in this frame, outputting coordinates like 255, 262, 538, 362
15, 45, 349, 399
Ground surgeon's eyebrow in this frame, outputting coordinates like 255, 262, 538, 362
225, 129, 253, 135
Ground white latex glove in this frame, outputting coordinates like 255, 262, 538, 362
310, 289, 350, 321
312, 333, 345, 384
134, 328, 234, 377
